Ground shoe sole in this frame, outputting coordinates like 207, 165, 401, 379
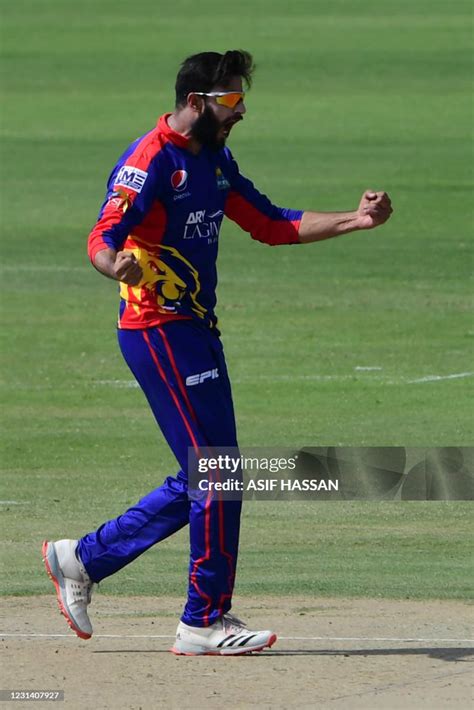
41, 541, 91, 640
170, 633, 277, 656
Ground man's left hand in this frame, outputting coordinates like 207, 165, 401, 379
356, 190, 393, 229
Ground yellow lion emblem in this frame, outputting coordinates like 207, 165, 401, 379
120, 242, 207, 319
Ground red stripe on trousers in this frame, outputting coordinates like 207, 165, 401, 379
158, 326, 236, 618
157, 326, 198, 424
143, 329, 213, 624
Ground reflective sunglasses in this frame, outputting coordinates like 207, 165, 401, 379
193, 91, 245, 109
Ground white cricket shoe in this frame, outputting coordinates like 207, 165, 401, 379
42, 539, 93, 640
171, 612, 277, 655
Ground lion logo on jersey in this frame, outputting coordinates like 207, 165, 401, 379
120, 242, 207, 319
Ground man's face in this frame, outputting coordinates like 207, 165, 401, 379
190, 76, 246, 151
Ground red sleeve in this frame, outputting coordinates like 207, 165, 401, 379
222, 151, 302, 245
224, 190, 301, 246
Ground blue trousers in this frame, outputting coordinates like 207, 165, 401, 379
78, 321, 241, 627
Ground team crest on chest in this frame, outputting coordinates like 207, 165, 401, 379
216, 167, 230, 190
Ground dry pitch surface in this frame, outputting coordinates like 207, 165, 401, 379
1, 596, 472, 710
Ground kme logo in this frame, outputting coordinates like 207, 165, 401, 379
186, 368, 219, 386
115, 165, 148, 193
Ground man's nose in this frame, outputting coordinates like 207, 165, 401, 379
235, 99, 246, 115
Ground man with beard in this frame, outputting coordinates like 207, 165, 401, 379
42, 50, 392, 655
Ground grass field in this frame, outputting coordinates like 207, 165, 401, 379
1, 0, 473, 600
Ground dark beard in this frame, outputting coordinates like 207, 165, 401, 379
190, 106, 225, 151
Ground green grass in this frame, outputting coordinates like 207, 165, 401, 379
1, 0, 473, 600
2, 501, 472, 600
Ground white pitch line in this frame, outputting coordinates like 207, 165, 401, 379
92, 372, 474, 387
4, 372, 474, 393
407, 372, 474, 384
1, 633, 473, 644
232, 375, 357, 383
0, 633, 173, 639
0, 264, 89, 273
94, 375, 366, 387
0, 501, 28, 505
94, 379, 139, 388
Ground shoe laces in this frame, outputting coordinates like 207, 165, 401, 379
222, 612, 247, 634
70, 579, 94, 605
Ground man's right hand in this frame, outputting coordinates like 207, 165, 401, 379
92, 247, 143, 285
113, 251, 143, 285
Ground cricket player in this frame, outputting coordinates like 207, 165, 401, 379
42, 50, 392, 655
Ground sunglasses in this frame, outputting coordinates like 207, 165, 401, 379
193, 91, 245, 109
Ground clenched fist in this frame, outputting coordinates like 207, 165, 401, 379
356, 190, 393, 229
113, 251, 143, 286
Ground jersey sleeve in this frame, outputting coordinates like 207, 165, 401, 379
87, 138, 164, 262
222, 150, 303, 246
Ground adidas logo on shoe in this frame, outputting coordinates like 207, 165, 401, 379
171, 612, 277, 656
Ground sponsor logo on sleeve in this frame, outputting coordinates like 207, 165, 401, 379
115, 165, 148, 193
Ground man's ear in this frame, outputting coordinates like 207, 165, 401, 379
187, 93, 204, 114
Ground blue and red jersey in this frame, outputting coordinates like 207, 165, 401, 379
88, 114, 303, 330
